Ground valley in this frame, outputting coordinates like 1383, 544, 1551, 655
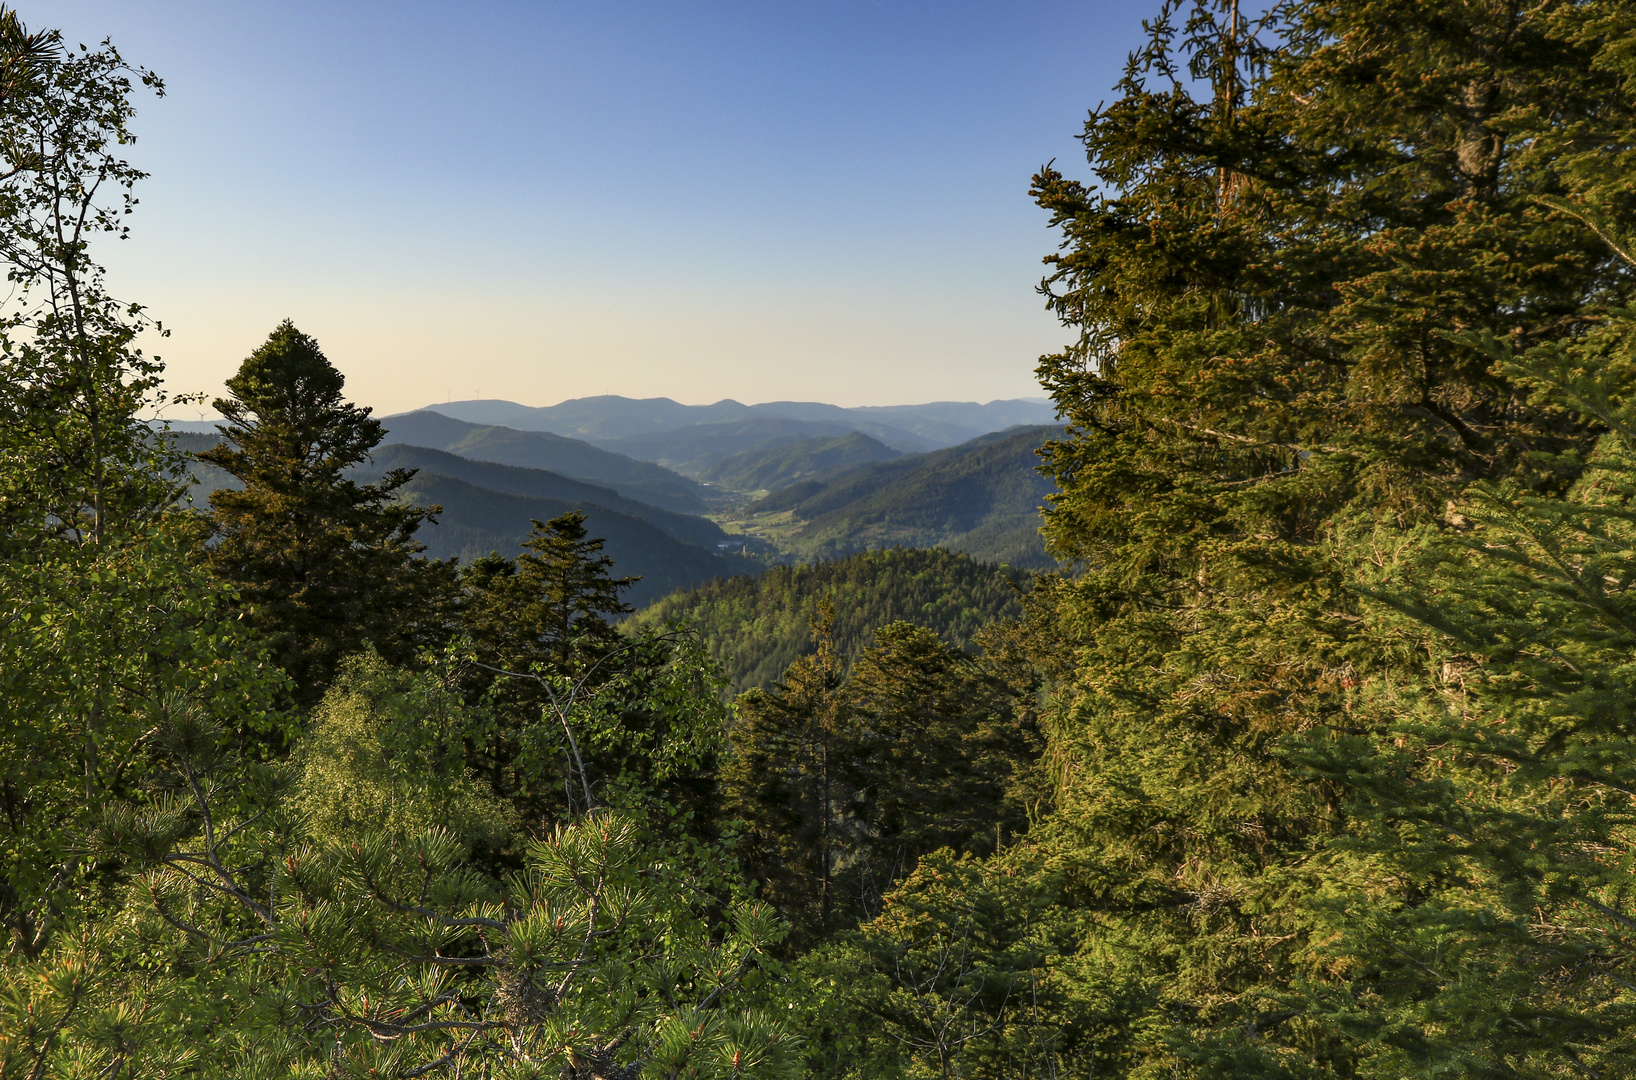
168, 393, 1064, 611
24, 2, 1631, 1072
372, 399, 1064, 587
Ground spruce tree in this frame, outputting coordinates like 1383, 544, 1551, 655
1283, 54, 1636, 1067
200, 320, 455, 705
724, 597, 851, 947
726, 607, 1038, 946
1011, 0, 1636, 1072
459, 511, 640, 819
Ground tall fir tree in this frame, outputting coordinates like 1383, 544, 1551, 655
200, 320, 456, 705
461, 510, 636, 676
837, 621, 1036, 901
1279, 21, 1636, 1064
459, 511, 639, 819
1011, 0, 1636, 1072
725, 597, 852, 947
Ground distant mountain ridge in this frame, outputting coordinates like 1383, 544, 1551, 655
406, 395, 1057, 450
357, 444, 728, 551
377, 411, 709, 513
597, 416, 934, 472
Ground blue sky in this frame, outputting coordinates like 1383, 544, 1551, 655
50, 1, 1147, 415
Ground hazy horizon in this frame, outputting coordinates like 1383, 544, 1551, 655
50, 1, 1143, 417
152, 391, 1057, 426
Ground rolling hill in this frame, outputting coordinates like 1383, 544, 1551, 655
378, 411, 708, 513
596, 417, 858, 475
595, 417, 932, 475
700, 431, 901, 493
164, 429, 738, 601
630, 547, 1029, 692
850, 400, 1062, 442
747, 425, 1062, 569
356, 444, 727, 550
165, 432, 724, 551
394, 472, 733, 607
423, 395, 1058, 449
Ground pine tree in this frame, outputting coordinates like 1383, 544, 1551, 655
46, 655, 795, 1078
200, 320, 455, 705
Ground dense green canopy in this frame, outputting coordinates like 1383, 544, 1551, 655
10, 1, 1636, 1077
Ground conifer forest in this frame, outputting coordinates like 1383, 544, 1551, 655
7, 1, 1636, 1076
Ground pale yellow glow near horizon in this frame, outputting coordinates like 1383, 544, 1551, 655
143, 280, 1062, 420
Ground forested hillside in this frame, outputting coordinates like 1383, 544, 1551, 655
630, 547, 1025, 690
748, 424, 1061, 567
12, 3, 1636, 1078
700, 431, 901, 493
380, 409, 708, 512
164, 432, 731, 551
394, 471, 733, 606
